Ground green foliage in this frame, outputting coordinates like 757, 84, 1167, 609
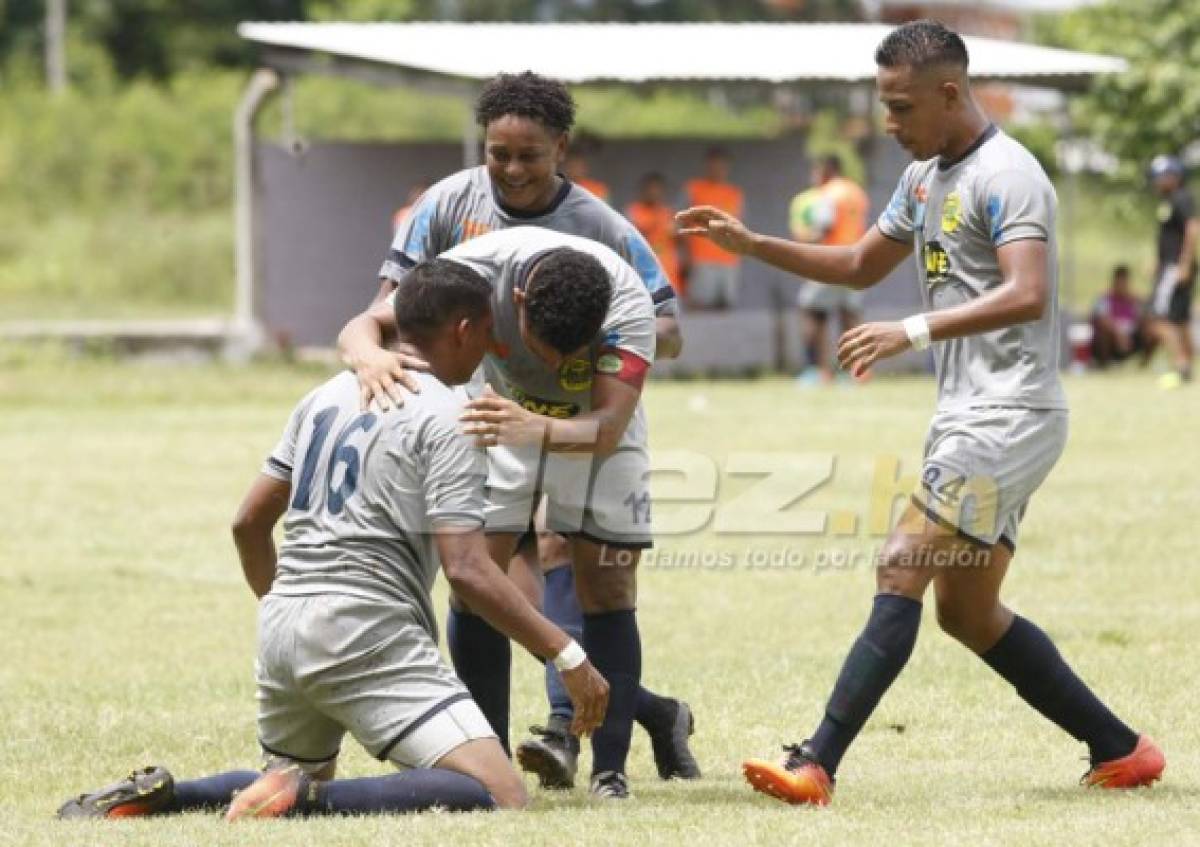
1038, 0, 1200, 182
573, 86, 780, 138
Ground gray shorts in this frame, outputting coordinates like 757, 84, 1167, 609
912, 407, 1068, 550
255, 594, 494, 772
483, 405, 653, 548
797, 280, 865, 313
689, 263, 740, 308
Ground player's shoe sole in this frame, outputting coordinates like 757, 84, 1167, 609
1084, 735, 1165, 789
56, 765, 175, 819
225, 766, 308, 821
649, 699, 701, 780
743, 758, 833, 807
515, 736, 577, 790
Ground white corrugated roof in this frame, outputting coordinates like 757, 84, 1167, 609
237, 22, 1125, 86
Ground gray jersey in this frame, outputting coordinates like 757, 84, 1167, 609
877, 126, 1067, 412
380, 166, 678, 319
262, 371, 486, 638
438, 227, 656, 420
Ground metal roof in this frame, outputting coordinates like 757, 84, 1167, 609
238, 22, 1126, 90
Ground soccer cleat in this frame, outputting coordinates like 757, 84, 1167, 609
515, 718, 579, 790
1158, 372, 1183, 390
56, 765, 175, 819
225, 765, 312, 821
743, 742, 834, 807
646, 698, 701, 780
589, 770, 631, 800
1083, 735, 1165, 789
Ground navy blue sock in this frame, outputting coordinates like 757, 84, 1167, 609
809, 594, 922, 777
447, 606, 511, 755
584, 609, 641, 776
634, 687, 676, 731
542, 566, 584, 722
164, 770, 258, 813
981, 615, 1139, 763
310, 770, 494, 815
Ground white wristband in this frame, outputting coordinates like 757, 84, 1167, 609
552, 639, 587, 673
903, 314, 932, 351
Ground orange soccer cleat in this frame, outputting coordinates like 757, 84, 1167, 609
1083, 735, 1165, 789
225, 765, 312, 821
743, 742, 834, 807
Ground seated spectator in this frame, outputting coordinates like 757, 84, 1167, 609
1091, 265, 1156, 368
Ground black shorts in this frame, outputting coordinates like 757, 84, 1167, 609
1151, 267, 1195, 325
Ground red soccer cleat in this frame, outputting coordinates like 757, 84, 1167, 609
225, 765, 311, 821
743, 742, 834, 807
1083, 735, 1165, 789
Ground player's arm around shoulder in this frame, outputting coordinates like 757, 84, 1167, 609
337, 296, 431, 411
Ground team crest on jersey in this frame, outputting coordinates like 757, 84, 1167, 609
941, 192, 961, 234
559, 357, 593, 392
923, 240, 951, 285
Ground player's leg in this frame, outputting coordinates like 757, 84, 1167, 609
572, 534, 642, 798
56, 766, 262, 819
802, 308, 829, 382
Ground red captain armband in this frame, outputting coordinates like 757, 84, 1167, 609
595, 347, 649, 390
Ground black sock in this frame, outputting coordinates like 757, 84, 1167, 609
634, 687, 676, 731
809, 594, 922, 777
311, 770, 494, 815
447, 607, 511, 755
584, 609, 641, 775
981, 615, 1139, 763
542, 565, 583, 722
164, 771, 259, 813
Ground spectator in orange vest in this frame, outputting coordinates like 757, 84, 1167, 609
391, 181, 430, 235
684, 147, 744, 310
564, 150, 610, 202
625, 172, 683, 295
792, 155, 870, 383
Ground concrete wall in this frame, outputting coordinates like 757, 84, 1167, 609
256, 136, 922, 365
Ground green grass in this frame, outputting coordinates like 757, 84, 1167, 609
1, 359, 1198, 846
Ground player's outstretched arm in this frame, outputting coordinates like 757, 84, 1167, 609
337, 299, 431, 411
231, 474, 291, 599
676, 205, 910, 289
837, 238, 1050, 376
435, 526, 610, 735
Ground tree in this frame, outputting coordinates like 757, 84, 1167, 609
1039, 0, 1200, 181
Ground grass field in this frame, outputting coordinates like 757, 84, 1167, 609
1, 355, 1197, 846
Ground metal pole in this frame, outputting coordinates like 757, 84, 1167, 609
45, 0, 67, 94
232, 68, 281, 358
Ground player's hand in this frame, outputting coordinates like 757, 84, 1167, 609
675, 205, 756, 255
837, 321, 910, 378
460, 385, 547, 447
351, 343, 430, 411
559, 659, 609, 736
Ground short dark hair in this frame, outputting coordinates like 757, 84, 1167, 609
394, 259, 492, 342
475, 72, 576, 135
875, 20, 969, 72
640, 171, 666, 188
821, 154, 843, 174
1113, 264, 1130, 279
524, 249, 612, 355
705, 146, 730, 160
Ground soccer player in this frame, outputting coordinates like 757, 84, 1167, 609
352, 70, 697, 790
57, 260, 609, 820
1146, 154, 1196, 389
791, 155, 871, 384
341, 227, 668, 799
678, 19, 1164, 806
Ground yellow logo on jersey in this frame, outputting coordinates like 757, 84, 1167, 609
923, 240, 951, 284
506, 382, 580, 419
941, 192, 961, 234
558, 358, 593, 392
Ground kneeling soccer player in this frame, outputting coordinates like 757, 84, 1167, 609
57, 259, 608, 820
678, 19, 1164, 806
341, 227, 663, 799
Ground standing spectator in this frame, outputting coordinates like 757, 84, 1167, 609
392, 181, 430, 235
564, 149, 610, 202
625, 172, 683, 295
791, 155, 871, 384
684, 147, 744, 310
1091, 265, 1154, 368
1147, 154, 1197, 389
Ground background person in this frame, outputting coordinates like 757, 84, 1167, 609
1090, 264, 1153, 368
1146, 154, 1197, 389
683, 147, 744, 310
